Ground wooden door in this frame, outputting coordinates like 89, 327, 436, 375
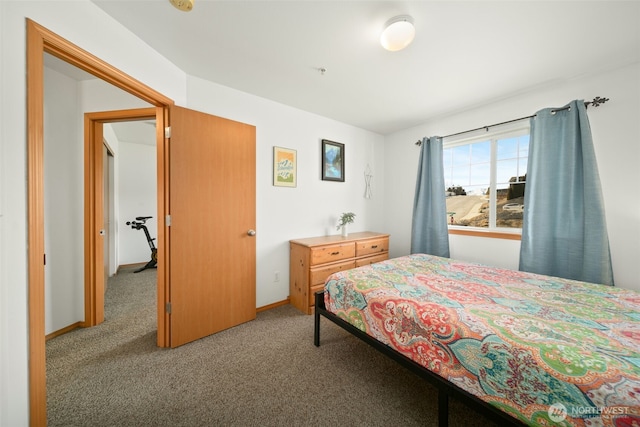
168, 106, 256, 348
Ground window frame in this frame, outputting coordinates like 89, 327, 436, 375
443, 123, 530, 239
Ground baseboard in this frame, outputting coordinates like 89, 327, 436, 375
117, 262, 148, 272
45, 321, 83, 341
256, 298, 290, 313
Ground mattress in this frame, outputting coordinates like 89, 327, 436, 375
324, 253, 640, 426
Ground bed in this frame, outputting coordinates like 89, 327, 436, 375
314, 253, 640, 427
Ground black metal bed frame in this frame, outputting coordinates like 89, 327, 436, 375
313, 291, 527, 427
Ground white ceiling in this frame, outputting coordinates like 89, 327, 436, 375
88, 1, 639, 135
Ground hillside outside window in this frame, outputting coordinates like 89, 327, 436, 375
443, 128, 529, 231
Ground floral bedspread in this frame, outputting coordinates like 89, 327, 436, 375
324, 254, 640, 426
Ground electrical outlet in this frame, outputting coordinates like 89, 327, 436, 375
274, 271, 280, 282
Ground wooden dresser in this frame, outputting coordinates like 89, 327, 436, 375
289, 231, 390, 314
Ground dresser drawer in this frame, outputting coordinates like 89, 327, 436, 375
310, 259, 356, 285
355, 252, 388, 267
290, 232, 390, 315
356, 237, 389, 257
310, 242, 355, 265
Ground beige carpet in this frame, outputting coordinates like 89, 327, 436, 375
46, 266, 498, 426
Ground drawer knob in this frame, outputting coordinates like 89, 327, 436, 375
371, 245, 378, 249
330, 251, 340, 255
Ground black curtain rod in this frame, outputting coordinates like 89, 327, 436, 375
415, 96, 609, 146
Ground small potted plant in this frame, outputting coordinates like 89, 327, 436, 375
337, 212, 355, 237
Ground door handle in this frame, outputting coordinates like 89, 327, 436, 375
247, 229, 256, 236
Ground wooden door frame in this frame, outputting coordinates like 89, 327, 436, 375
27, 19, 173, 425
84, 108, 157, 327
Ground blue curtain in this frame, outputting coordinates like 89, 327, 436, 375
411, 136, 450, 257
519, 100, 614, 285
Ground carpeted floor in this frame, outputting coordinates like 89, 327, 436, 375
46, 266, 498, 426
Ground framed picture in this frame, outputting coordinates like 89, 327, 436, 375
321, 139, 344, 182
273, 146, 297, 187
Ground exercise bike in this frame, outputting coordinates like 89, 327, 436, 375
126, 216, 157, 273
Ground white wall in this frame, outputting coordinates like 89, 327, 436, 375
117, 140, 157, 266
186, 76, 387, 307
384, 63, 640, 291
80, 79, 152, 113
43, 66, 85, 335
0, 1, 187, 425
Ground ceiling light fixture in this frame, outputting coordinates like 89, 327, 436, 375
380, 15, 415, 51
170, 0, 194, 12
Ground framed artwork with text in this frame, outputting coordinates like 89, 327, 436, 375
273, 146, 297, 187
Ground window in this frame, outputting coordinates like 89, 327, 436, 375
443, 128, 529, 231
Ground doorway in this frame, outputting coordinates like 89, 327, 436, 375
28, 19, 257, 426
83, 109, 158, 326
27, 20, 172, 425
